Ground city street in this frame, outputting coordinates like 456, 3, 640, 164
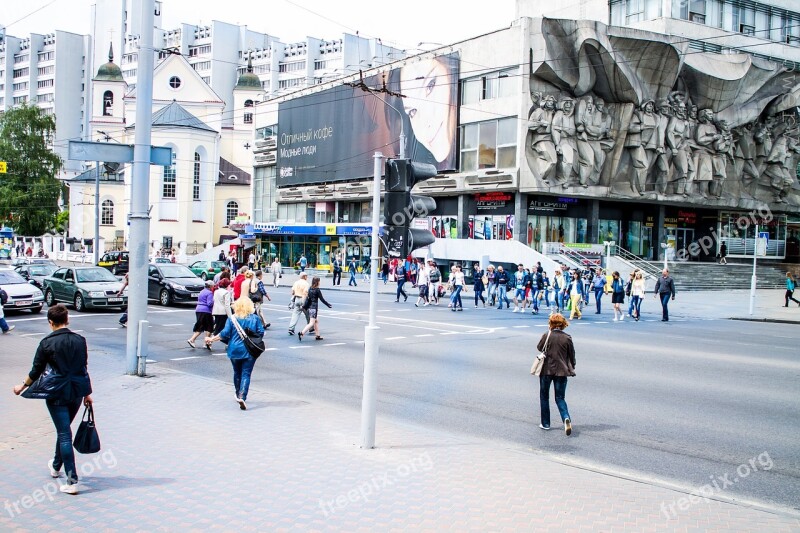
4, 283, 798, 514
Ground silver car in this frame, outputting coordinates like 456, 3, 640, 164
0, 269, 45, 314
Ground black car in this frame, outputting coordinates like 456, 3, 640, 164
97, 251, 129, 275
147, 263, 204, 306
14, 263, 58, 290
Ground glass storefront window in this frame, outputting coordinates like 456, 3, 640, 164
526, 215, 587, 252
598, 219, 620, 244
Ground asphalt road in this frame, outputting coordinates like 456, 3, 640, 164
4, 285, 799, 512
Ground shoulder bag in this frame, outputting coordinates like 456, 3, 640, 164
231, 316, 265, 359
21, 365, 68, 400
73, 404, 101, 454
530, 330, 552, 376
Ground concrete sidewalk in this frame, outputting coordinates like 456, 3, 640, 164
1, 333, 797, 531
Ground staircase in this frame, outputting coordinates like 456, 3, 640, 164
645, 261, 787, 291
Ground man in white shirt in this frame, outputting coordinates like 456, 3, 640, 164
288, 272, 310, 335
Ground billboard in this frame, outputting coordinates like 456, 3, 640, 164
277, 53, 459, 187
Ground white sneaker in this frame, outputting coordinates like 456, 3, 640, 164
48, 459, 61, 478
620, 314, 624, 321
2, 325, 14, 334
513, 308, 519, 313
59, 483, 79, 495
613, 317, 618, 321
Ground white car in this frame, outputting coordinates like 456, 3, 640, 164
0, 269, 45, 314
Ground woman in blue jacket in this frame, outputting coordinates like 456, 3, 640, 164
205, 297, 264, 410
785, 272, 800, 307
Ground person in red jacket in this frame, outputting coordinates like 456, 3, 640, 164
232, 266, 248, 300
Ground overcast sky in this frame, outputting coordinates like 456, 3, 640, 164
2, 0, 516, 51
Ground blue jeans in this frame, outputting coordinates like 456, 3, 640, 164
496, 285, 509, 308
451, 285, 463, 308
474, 289, 485, 306
0, 317, 9, 332
631, 295, 643, 318
349, 271, 357, 286
594, 288, 604, 313
539, 375, 570, 428
660, 293, 671, 321
628, 295, 635, 316
46, 399, 83, 484
231, 356, 257, 401
554, 290, 564, 311
396, 279, 407, 301
583, 283, 591, 304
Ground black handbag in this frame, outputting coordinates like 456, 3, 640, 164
232, 317, 265, 359
21, 365, 67, 400
73, 405, 101, 454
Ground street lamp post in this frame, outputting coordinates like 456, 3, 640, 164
603, 240, 615, 270
660, 243, 670, 270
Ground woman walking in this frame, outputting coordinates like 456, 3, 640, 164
565, 271, 584, 320
250, 270, 271, 329
472, 263, 486, 308
486, 265, 497, 307
299, 277, 332, 341
13, 304, 93, 493
631, 271, 646, 321
212, 278, 232, 338
610, 271, 626, 321
552, 269, 566, 314
536, 313, 576, 436
785, 272, 800, 307
271, 257, 282, 287
415, 261, 430, 307
187, 280, 215, 349
205, 298, 264, 410
450, 264, 465, 311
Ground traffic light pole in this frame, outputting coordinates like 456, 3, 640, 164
360, 151, 383, 449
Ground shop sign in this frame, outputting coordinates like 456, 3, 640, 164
528, 197, 577, 212
475, 192, 513, 211
645, 216, 654, 228
563, 242, 605, 256
678, 211, 696, 224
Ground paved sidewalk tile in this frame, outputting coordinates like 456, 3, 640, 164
0, 333, 797, 531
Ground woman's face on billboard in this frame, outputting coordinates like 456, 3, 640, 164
401, 58, 454, 163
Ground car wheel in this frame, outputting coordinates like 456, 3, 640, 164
30, 305, 43, 314
74, 293, 86, 312
200, 272, 207, 281
45, 290, 55, 306
159, 289, 172, 307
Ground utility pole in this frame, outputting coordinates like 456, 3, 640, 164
126, 0, 155, 375
94, 161, 101, 265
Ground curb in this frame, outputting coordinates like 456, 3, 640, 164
729, 317, 800, 325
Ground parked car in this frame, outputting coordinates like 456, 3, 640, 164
10, 257, 57, 267
97, 250, 129, 275
154, 257, 172, 264
147, 263, 204, 306
14, 263, 58, 290
43, 266, 127, 311
0, 269, 44, 314
189, 260, 227, 280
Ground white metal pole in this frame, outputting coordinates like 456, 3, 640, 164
94, 161, 101, 266
126, 0, 155, 375
360, 151, 383, 449
749, 224, 758, 316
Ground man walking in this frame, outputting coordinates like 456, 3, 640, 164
288, 272, 310, 335
348, 257, 358, 287
654, 268, 676, 321
495, 266, 510, 309
332, 256, 342, 286
298, 253, 307, 273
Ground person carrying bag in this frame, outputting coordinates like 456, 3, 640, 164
533, 313, 576, 436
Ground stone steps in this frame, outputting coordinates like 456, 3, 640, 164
641, 261, 787, 291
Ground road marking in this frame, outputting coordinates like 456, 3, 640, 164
512, 325, 529, 328
323, 343, 346, 346
414, 334, 434, 337
264, 348, 278, 351
171, 356, 201, 361
161, 323, 183, 327
534, 324, 548, 327
20, 332, 46, 337
386, 336, 406, 340
146, 359, 158, 363
440, 332, 459, 335
289, 345, 311, 349
595, 321, 608, 324
95, 327, 119, 331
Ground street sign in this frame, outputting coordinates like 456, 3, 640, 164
0, 162, 6, 173
756, 232, 768, 257
67, 141, 172, 166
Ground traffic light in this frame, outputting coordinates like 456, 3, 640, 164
383, 158, 437, 258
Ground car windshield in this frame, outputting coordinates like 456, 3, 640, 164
159, 265, 196, 279
28, 265, 57, 276
76, 268, 119, 283
210, 261, 226, 269
0, 270, 27, 284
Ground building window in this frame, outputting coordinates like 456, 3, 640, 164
460, 117, 517, 172
14, 53, 29, 64
625, 0, 645, 23
733, 5, 755, 35
244, 113, 253, 124
123, 69, 137, 78
192, 61, 211, 71
103, 90, 113, 116
12, 82, 28, 91
278, 60, 306, 73
37, 79, 54, 88
460, 68, 516, 105
193, 152, 201, 201
37, 66, 53, 76
101, 200, 114, 225
37, 51, 54, 61
226, 201, 239, 225
169, 76, 181, 89
162, 152, 176, 198
13, 68, 29, 78
278, 78, 304, 89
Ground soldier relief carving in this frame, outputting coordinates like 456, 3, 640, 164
525, 19, 800, 210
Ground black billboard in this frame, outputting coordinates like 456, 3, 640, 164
277, 53, 459, 187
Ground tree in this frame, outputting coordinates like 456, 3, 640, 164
0, 104, 63, 235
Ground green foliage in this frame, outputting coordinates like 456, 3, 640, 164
0, 104, 63, 235
54, 209, 70, 234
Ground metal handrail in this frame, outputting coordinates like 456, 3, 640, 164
612, 245, 661, 279
544, 242, 597, 269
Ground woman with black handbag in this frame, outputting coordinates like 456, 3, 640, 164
205, 298, 264, 410
12, 304, 93, 494
298, 277, 332, 341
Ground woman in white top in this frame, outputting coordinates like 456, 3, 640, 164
415, 260, 430, 307
271, 258, 282, 287
630, 271, 646, 321
211, 278, 233, 337
450, 265, 466, 312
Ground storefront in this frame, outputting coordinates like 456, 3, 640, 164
718, 212, 788, 259
526, 196, 587, 252
467, 192, 515, 241
245, 223, 373, 271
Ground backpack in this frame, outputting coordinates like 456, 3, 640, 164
430, 269, 440, 283
0, 288, 7, 305
249, 282, 263, 303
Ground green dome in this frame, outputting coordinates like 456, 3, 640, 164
95, 43, 123, 81
235, 55, 262, 90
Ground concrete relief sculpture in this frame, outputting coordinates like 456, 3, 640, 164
524, 18, 800, 210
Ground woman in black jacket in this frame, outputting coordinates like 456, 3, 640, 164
536, 313, 576, 436
299, 277, 332, 341
13, 304, 93, 494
